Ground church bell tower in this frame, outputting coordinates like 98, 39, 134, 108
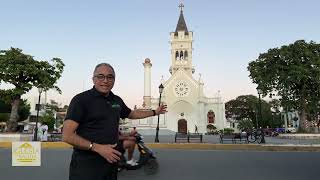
169, 3, 194, 76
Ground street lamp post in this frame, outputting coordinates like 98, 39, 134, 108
255, 110, 258, 130
33, 88, 43, 141
155, 83, 164, 143
257, 86, 266, 143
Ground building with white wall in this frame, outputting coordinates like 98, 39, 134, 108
131, 3, 227, 134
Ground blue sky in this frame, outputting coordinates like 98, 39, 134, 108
1, 0, 320, 108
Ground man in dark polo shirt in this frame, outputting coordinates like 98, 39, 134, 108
62, 63, 167, 180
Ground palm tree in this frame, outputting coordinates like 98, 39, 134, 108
237, 119, 253, 131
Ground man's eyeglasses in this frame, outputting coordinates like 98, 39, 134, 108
94, 74, 115, 81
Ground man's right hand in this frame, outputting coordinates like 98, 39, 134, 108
92, 143, 122, 163
130, 129, 138, 136
127, 136, 136, 141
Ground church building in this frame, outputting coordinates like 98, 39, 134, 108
131, 3, 226, 134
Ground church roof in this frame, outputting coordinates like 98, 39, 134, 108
175, 3, 188, 35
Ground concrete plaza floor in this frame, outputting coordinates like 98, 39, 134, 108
140, 134, 320, 145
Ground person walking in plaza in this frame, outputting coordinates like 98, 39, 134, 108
39, 123, 49, 141
62, 63, 167, 180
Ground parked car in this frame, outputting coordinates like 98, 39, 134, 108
275, 127, 285, 133
286, 127, 297, 133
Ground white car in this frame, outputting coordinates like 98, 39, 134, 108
286, 127, 297, 133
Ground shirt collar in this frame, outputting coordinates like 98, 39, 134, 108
91, 86, 114, 99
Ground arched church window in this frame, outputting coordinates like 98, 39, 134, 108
207, 110, 215, 123
180, 51, 184, 60
184, 51, 188, 60
175, 51, 179, 60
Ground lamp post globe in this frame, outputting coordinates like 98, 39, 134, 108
155, 83, 164, 143
33, 88, 43, 141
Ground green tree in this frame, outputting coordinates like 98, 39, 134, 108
46, 99, 60, 112
248, 40, 320, 131
0, 99, 30, 122
61, 105, 69, 112
18, 99, 31, 121
0, 47, 64, 132
225, 95, 273, 128
269, 99, 283, 128
0, 100, 11, 113
226, 95, 257, 123
237, 119, 253, 131
40, 110, 55, 131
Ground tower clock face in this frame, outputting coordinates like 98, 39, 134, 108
174, 82, 190, 97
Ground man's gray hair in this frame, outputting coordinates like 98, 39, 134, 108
93, 63, 115, 77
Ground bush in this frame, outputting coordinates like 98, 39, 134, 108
205, 131, 219, 135
207, 124, 217, 134
223, 128, 234, 135
0, 113, 10, 122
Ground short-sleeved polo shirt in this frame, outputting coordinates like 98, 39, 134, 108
65, 87, 131, 145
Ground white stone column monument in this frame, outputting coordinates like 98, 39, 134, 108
143, 58, 152, 109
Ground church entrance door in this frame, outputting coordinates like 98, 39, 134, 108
178, 119, 187, 133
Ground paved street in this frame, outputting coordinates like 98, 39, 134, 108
1, 147, 320, 180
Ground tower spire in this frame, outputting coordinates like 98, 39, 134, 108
175, 1, 188, 33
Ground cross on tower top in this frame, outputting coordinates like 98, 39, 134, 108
179, 2, 184, 12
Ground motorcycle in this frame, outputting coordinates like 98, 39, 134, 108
116, 133, 159, 175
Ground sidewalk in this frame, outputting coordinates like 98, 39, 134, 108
1, 134, 320, 151
278, 133, 320, 139
140, 134, 320, 145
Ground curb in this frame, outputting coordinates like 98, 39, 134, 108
1, 142, 320, 152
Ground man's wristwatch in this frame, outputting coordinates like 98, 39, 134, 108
88, 142, 93, 151
152, 110, 156, 116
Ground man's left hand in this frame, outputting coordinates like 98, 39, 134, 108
155, 103, 168, 115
